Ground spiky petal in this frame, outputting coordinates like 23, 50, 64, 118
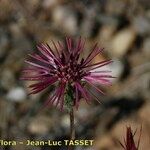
21, 37, 113, 111
119, 126, 142, 150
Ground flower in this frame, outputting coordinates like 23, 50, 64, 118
119, 126, 142, 150
21, 37, 113, 111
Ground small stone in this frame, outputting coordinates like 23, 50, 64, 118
0, 28, 9, 58
26, 0, 40, 9
94, 135, 115, 150
110, 28, 136, 58
42, 0, 58, 9
92, 57, 123, 82
133, 16, 150, 35
9, 23, 31, 51
52, 6, 77, 35
28, 116, 52, 135
99, 25, 117, 42
106, 1, 126, 15
61, 115, 70, 128
0, 69, 15, 90
0, 0, 13, 22
143, 38, 150, 56
139, 103, 150, 126
6, 87, 27, 102
108, 60, 124, 81
80, 6, 97, 37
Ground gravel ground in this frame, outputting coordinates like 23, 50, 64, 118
0, 0, 150, 150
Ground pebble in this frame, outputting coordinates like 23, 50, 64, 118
0, 0, 12, 22
80, 6, 97, 37
143, 37, 150, 56
0, 28, 9, 59
91, 59, 123, 82
94, 135, 115, 150
6, 87, 27, 102
108, 59, 124, 81
9, 23, 31, 51
110, 28, 136, 58
106, 1, 126, 15
133, 16, 150, 35
52, 6, 77, 35
28, 116, 52, 135
0, 69, 15, 90
139, 103, 150, 126
61, 115, 70, 128
26, 0, 40, 10
3, 24, 31, 72
42, 0, 59, 9
99, 25, 117, 42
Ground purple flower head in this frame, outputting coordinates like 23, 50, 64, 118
120, 126, 142, 150
21, 37, 113, 111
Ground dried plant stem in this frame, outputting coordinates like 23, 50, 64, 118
69, 108, 75, 150
70, 108, 75, 140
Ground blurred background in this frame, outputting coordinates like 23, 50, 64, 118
0, 0, 150, 150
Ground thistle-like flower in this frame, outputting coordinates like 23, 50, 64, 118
120, 126, 142, 150
21, 37, 113, 111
